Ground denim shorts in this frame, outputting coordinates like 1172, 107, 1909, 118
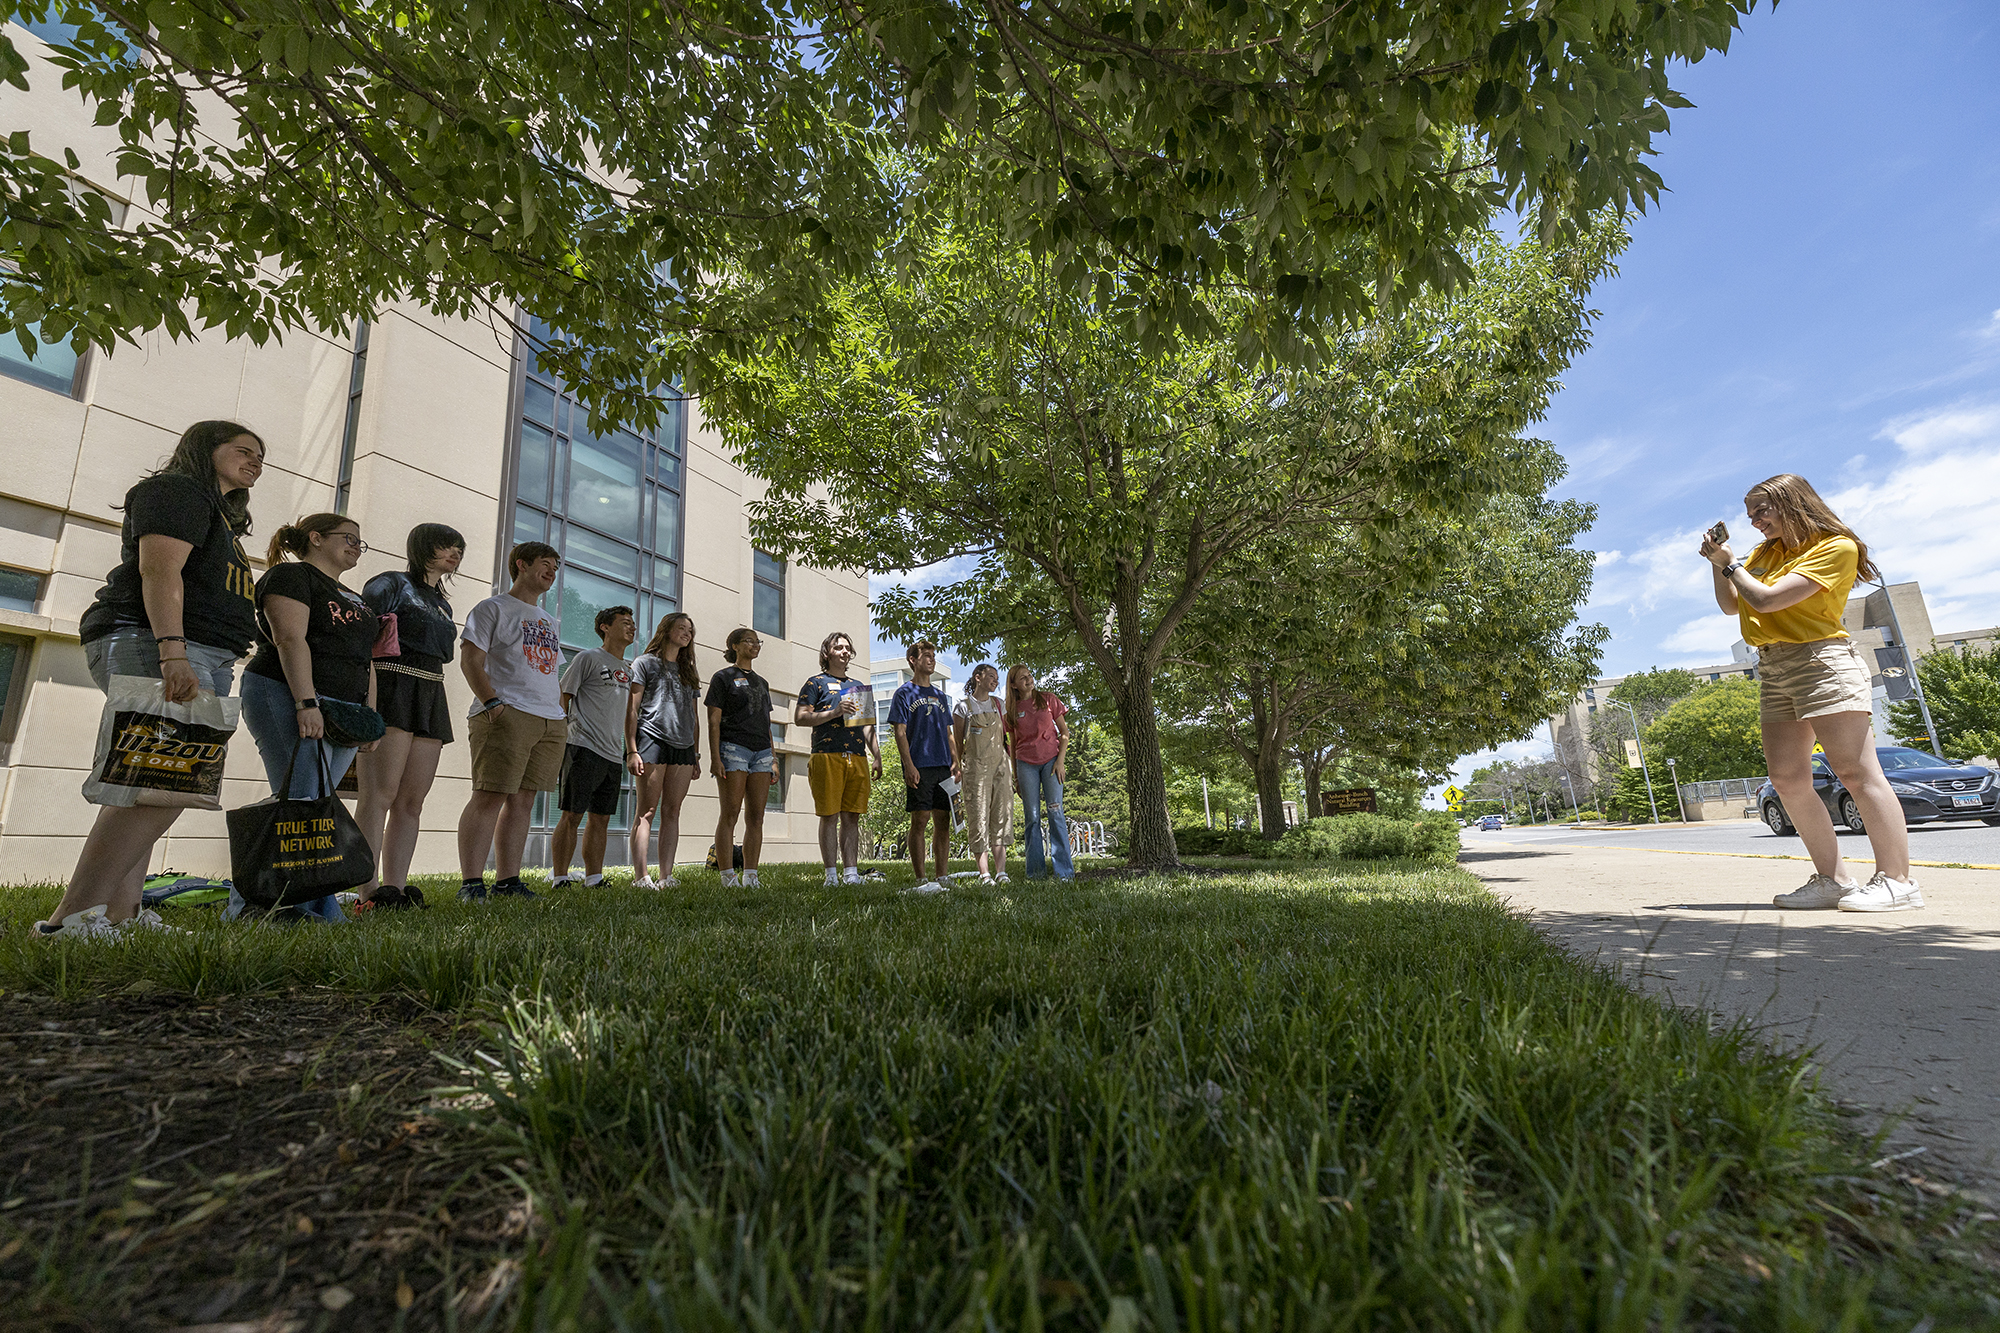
720, 741, 775, 774
85, 628, 238, 697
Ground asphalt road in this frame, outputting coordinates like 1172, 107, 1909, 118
1464, 816, 2000, 867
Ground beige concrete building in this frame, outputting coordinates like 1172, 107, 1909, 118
0, 21, 870, 883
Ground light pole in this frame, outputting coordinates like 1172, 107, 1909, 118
1874, 577, 1944, 756
1666, 757, 1690, 822
1559, 770, 1581, 823
1613, 698, 1662, 824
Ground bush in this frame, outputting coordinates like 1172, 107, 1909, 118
1172, 825, 1271, 857
1572, 808, 1604, 822
1275, 812, 1460, 866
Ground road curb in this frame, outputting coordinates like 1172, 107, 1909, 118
1505, 842, 2000, 872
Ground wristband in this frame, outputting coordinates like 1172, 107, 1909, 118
155, 635, 188, 645
1723, 560, 1744, 577
295, 697, 320, 711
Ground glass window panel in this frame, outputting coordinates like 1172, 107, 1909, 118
655, 449, 681, 489
754, 549, 785, 585
753, 580, 783, 638
564, 524, 640, 582
653, 557, 674, 593
569, 425, 643, 541
614, 428, 646, 463
658, 398, 682, 446
557, 396, 571, 437
766, 757, 785, 810
556, 565, 637, 649
523, 378, 556, 425
513, 504, 546, 546
0, 635, 23, 733
653, 487, 680, 555
0, 568, 41, 613
518, 422, 553, 506
0, 326, 79, 396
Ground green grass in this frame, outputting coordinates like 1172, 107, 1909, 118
4, 861, 1996, 1330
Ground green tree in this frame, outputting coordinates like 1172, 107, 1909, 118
863, 738, 912, 860
1059, 717, 1130, 851
1889, 646, 2000, 759
1643, 678, 1764, 783
1584, 667, 1698, 804
726, 198, 1621, 866
3, 0, 1767, 402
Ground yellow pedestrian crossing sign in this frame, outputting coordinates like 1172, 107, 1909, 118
1443, 785, 1465, 811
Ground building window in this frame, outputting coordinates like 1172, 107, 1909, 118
0, 320, 84, 398
1709, 672, 1720, 681
753, 549, 785, 638
1587, 704, 1597, 715
333, 320, 368, 513
505, 316, 687, 653
0, 632, 30, 740
766, 756, 787, 810
0, 567, 42, 613
1584, 688, 1596, 702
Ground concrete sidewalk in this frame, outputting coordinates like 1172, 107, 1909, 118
1464, 839, 2000, 1197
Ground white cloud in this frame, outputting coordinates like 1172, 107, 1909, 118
1584, 524, 1718, 620
1595, 549, 1623, 567
1878, 402, 2000, 455
1659, 613, 1739, 657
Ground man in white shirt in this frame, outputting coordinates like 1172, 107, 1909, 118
551, 605, 636, 887
456, 542, 567, 901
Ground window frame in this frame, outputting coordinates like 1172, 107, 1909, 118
333, 320, 369, 513
0, 631, 35, 748
753, 548, 785, 639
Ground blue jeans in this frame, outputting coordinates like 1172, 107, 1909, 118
1015, 758, 1073, 880
85, 628, 238, 696
233, 672, 355, 924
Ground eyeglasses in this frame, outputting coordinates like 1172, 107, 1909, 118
333, 534, 371, 553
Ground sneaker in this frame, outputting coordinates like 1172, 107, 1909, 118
1837, 871, 1925, 913
634, 875, 661, 892
117, 908, 186, 936
842, 867, 863, 885
1772, 873, 1857, 910
459, 880, 491, 903
720, 869, 739, 888
492, 878, 539, 900
742, 869, 760, 888
824, 866, 841, 887
33, 905, 120, 941
583, 874, 605, 887
551, 873, 580, 888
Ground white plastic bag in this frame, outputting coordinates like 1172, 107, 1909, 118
81, 674, 241, 809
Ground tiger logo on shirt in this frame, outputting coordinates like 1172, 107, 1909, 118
523, 616, 560, 675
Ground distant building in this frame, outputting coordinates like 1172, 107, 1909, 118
864, 660, 956, 747
1549, 581, 1991, 782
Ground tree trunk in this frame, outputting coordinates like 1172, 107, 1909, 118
1254, 733, 1288, 839
1299, 749, 1327, 818
1112, 672, 1179, 869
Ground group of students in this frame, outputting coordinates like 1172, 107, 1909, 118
33, 419, 1078, 938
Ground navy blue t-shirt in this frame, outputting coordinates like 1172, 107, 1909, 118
801, 672, 871, 755
888, 681, 953, 768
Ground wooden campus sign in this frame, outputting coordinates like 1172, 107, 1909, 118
1322, 788, 1378, 815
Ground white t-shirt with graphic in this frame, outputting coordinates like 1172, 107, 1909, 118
559, 646, 635, 762
461, 593, 565, 719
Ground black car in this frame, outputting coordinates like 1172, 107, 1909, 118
1758, 746, 2000, 835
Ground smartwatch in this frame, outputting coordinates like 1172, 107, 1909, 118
295, 697, 320, 711
1723, 560, 1744, 577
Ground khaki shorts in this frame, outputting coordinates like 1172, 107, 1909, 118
469, 706, 568, 793
1757, 637, 1873, 725
808, 752, 872, 815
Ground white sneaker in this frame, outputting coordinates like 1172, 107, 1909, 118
583, 874, 605, 887
743, 868, 760, 888
823, 866, 841, 886
33, 905, 120, 941
1772, 873, 1858, 910
720, 869, 739, 888
905, 880, 947, 895
841, 867, 862, 885
634, 875, 661, 892
551, 873, 580, 887
1838, 871, 1925, 913
117, 908, 187, 936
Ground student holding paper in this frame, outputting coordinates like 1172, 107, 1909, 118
887, 638, 959, 894
796, 632, 882, 886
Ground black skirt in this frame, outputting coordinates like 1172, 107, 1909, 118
375, 653, 454, 744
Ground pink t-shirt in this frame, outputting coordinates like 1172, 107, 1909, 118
1006, 694, 1067, 765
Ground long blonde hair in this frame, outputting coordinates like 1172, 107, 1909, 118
640, 611, 700, 689
1005, 665, 1054, 726
1746, 474, 1881, 582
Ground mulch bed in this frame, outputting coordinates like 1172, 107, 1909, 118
0, 991, 526, 1332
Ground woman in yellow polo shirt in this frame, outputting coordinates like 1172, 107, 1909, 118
1701, 473, 1920, 912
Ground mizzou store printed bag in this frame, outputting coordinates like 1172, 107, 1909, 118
227, 749, 374, 908
82, 675, 241, 809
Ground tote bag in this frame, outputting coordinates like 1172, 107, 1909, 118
82, 675, 241, 809
226, 748, 375, 908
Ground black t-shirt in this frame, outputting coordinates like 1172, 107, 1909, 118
361, 571, 456, 664
801, 672, 871, 755
704, 666, 773, 752
245, 563, 379, 703
78, 473, 257, 652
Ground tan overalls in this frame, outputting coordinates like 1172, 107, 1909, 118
959, 698, 1014, 862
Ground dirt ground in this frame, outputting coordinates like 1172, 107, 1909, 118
0, 991, 527, 1333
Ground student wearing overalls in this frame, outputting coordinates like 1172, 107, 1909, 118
953, 663, 1015, 884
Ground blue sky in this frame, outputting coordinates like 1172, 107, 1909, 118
874, 0, 2000, 780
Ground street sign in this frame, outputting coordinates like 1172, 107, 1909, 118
1442, 785, 1464, 806
1624, 739, 1642, 768
1323, 788, 1378, 815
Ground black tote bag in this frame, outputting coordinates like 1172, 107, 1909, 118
226, 748, 375, 908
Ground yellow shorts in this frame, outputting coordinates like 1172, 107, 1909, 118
808, 752, 872, 815
469, 706, 568, 793
1757, 637, 1873, 725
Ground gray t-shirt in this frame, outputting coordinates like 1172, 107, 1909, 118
558, 647, 635, 763
631, 653, 701, 749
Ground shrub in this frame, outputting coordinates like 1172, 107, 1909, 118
1276, 813, 1460, 866
1173, 825, 1270, 857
